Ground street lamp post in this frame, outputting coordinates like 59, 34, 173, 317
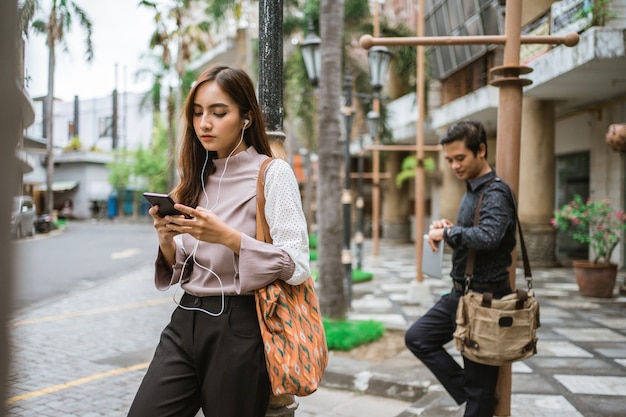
366, 45, 392, 257
355, 132, 365, 271
299, 22, 321, 239
300, 25, 390, 306
355, 110, 380, 270
300, 21, 321, 89
342, 72, 354, 305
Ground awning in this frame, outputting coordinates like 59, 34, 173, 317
34, 180, 79, 192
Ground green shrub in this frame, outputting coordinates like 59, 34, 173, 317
352, 268, 374, 283
323, 319, 385, 351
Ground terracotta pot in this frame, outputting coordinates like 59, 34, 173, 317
572, 261, 618, 298
605, 123, 626, 153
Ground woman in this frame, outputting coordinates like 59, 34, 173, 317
128, 65, 310, 417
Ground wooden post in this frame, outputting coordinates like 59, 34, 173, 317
371, 1, 381, 256
490, 2, 524, 414
415, 0, 426, 282
360, 2, 579, 413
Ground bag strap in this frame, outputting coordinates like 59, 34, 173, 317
464, 178, 533, 292
255, 158, 274, 244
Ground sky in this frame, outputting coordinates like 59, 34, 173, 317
24, 0, 157, 102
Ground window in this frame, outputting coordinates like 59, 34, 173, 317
556, 152, 590, 261
461, 0, 478, 19
99, 116, 113, 138
425, 0, 503, 80
481, 4, 500, 36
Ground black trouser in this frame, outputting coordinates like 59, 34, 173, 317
128, 294, 270, 417
405, 284, 510, 417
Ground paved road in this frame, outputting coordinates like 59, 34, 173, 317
8, 220, 171, 416
11, 219, 157, 310
7, 221, 409, 417
7, 225, 626, 416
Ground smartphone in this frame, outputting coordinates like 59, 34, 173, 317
143, 192, 190, 218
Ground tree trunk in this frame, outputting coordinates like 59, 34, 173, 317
45, 31, 55, 215
167, 86, 176, 191
317, 0, 346, 319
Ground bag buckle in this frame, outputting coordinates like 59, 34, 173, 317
464, 274, 473, 294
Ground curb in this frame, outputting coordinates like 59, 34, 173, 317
320, 351, 433, 404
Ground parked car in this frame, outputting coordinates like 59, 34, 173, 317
11, 196, 36, 238
34, 213, 54, 233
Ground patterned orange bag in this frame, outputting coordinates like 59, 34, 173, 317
254, 159, 328, 397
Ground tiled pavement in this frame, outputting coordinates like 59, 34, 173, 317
6, 236, 626, 416
309, 241, 626, 417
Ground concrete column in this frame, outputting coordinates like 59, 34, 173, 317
382, 152, 410, 242
519, 98, 558, 267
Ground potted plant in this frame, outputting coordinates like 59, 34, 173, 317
552, 195, 626, 297
606, 123, 626, 153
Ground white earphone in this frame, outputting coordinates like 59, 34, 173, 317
243, 119, 249, 127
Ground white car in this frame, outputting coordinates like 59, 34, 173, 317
11, 196, 36, 238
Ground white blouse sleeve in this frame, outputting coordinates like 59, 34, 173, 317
263, 159, 311, 285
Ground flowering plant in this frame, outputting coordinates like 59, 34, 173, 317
552, 195, 626, 265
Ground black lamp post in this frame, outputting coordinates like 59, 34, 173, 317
300, 22, 321, 88
300, 25, 390, 306
368, 46, 392, 97
355, 133, 365, 271
367, 110, 381, 140
341, 71, 354, 305
366, 45, 391, 257
354, 110, 380, 270
355, 111, 380, 270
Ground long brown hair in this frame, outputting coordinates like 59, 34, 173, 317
171, 65, 272, 206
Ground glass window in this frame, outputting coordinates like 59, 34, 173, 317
481, 4, 500, 35
461, 0, 478, 19
434, 5, 449, 34
447, 1, 463, 31
478, 0, 494, 8
431, 48, 444, 79
440, 46, 454, 75
451, 29, 469, 68
465, 15, 486, 58
99, 116, 113, 138
425, 0, 436, 13
556, 152, 590, 261
425, 16, 436, 37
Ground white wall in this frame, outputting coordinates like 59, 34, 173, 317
28, 92, 154, 152
555, 112, 592, 154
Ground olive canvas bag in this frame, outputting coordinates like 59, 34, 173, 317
453, 180, 540, 366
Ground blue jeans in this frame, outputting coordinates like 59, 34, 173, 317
405, 286, 510, 417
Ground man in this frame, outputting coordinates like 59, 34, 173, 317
405, 120, 516, 417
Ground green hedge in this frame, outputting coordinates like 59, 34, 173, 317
323, 319, 385, 351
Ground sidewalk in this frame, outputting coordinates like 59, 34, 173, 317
302, 240, 626, 417
6, 235, 626, 416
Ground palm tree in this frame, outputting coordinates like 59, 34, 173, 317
316, 0, 347, 318
140, 0, 237, 190
29, 0, 94, 215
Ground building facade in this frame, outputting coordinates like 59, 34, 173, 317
384, 0, 626, 267
23, 92, 154, 219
